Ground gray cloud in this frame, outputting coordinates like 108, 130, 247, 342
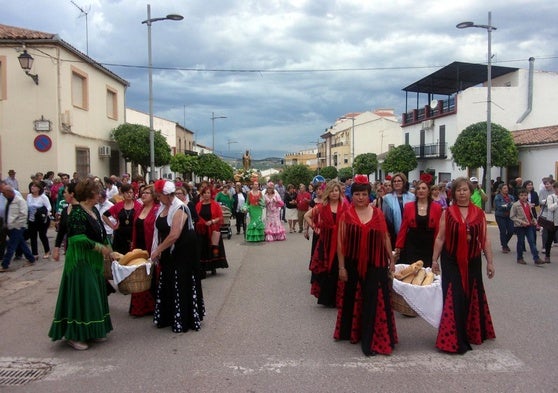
3, 0, 558, 158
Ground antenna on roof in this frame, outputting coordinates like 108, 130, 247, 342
70, 1, 91, 55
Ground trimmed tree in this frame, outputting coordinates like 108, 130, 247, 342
196, 153, 234, 181
354, 153, 378, 176
317, 166, 338, 180
281, 164, 313, 187
170, 153, 199, 180
337, 167, 353, 182
111, 123, 172, 176
382, 144, 417, 175
451, 121, 518, 186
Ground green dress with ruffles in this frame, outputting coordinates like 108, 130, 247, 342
245, 191, 265, 242
48, 205, 113, 342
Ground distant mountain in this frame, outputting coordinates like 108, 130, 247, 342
221, 156, 283, 170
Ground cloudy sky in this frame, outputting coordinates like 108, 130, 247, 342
4, 0, 558, 159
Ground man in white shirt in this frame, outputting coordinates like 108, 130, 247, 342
96, 190, 115, 243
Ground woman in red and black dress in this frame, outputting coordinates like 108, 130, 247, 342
394, 180, 442, 267
432, 177, 495, 354
335, 175, 397, 356
102, 183, 142, 254
306, 180, 346, 307
195, 186, 228, 275
129, 185, 159, 316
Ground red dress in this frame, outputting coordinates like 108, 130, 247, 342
436, 205, 495, 353
129, 203, 159, 316
334, 205, 398, 356
309, 200, 346, 306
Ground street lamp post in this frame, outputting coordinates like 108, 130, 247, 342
211, 112, 227, 153
457, 11, 496, 213
142, 4, 183, 181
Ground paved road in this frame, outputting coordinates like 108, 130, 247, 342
0, 223, 557, 392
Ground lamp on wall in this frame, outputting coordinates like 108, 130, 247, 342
18, 49, 39, 85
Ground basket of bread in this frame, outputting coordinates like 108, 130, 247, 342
111, 249, 153, 295
391, 261, 438, 319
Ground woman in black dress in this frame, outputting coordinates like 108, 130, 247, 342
102, 183, 142, 254
151, 180, 204, 333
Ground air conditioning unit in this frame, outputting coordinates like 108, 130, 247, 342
421, 119, 434, 129
98, 145, 111, 157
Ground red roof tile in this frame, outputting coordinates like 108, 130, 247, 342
512, 125, 558, 146
0, 24, 55, 40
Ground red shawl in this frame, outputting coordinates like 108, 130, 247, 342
445, 204, 486, 295
195, 200, 223, 236
339, 205, 389, 279
131, 202, 159, 254
107, 199, 143, 221
312, 200, 347, 271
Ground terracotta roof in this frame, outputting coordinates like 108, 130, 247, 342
0, 23, 129, 87
512, 125, 558, 146
0, 24, 56, 40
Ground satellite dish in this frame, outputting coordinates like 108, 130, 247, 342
430, 99, 439, 109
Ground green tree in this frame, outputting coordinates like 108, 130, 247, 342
197, 154, 234, 181
111, 123, 171, 176
317, 166, 338, 180
281, 164, 313, 187
382, 144, 417, 175
337, 167, 353, 181
170, 153, 199, 180
269, 173, 282, 183
353, 153, 378, 176
451, 121, 518, 186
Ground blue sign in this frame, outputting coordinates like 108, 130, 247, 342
34, 134, 52, 152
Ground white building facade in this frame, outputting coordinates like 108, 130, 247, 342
401, 60, 558, 184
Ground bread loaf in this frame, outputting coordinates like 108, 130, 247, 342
394, 260, 424, 280
127, 257, 148, 266
411, 268, 427, 285
119, 249, 149, 266
421, 271, 435, 286
402, 272, 416, 283
111, 251, 124, 261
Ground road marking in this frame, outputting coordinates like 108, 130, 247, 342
224, 349, 524, 375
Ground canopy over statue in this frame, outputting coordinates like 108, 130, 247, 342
242, 150, 251, 171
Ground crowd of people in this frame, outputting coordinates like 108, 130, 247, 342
2, 166, 557, 356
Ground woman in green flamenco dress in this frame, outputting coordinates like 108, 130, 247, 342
48, 178, 114, 351
245, 181, 265, 242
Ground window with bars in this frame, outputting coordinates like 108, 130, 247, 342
76, 147, 90, 178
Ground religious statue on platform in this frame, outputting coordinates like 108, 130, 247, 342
242, 150, 252, 171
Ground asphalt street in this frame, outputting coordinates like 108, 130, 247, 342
0, 220, 557, 392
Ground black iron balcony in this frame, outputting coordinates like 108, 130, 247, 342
412, 142, 448, 159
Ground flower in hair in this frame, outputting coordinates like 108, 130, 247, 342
353, 174, 369, 184
420, 172, 434, 185
385, 175, 392, 181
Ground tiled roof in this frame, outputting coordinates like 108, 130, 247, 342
0, 24, 55, 40
512, 125, 558, 146
0, 23, 129, 87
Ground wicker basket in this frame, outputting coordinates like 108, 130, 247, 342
118, 264, 153, 295
103, 257, 113, 280
390, 286, 417, 317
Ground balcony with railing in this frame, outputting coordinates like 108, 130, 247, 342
402, 97, 456, 126
412, 142, 448, 159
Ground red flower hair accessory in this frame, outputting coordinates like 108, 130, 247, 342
154, 179, 166, 194
420, 172, 434, 184
353, 174, 369, 184
385, 175, 392, 181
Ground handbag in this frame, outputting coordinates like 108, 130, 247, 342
537, 205, 555, 231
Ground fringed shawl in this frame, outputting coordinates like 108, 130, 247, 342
312, 199, 347, 271
132, 202, 159, 254
339, 205, 389, 279
445, 204, 486, 295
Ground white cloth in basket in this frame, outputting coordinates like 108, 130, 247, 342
111, 260, 153, 285
392, 264, 443, 328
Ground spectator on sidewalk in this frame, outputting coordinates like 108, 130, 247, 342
0, 186, 36, 272
493, 183, 515, 254
470, 177, 488, 209
510, 188, 543, 265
